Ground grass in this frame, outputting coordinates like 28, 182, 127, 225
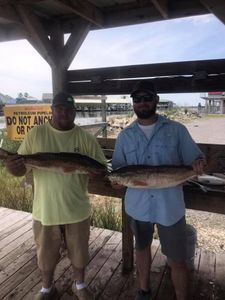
90, 196, 122, 231
0, 129, 21, 152
0, 168, 32, 212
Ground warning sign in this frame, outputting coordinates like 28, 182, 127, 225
3, 104, 52, 140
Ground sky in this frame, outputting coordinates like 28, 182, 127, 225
0, 13, 225, 106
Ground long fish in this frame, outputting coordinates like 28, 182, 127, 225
108, 165, 196, 188
0, 148, 107, 176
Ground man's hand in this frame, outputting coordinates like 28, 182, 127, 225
192, 158, 205, 175
5, 155, 27, 177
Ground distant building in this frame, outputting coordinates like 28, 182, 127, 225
0, 104, 4, 116
42, 93, 52, 103
201, 92, 225, 114
16, 95, 40, 104
157, 100, 174, 110
0, 92, 16, 115
5, 98, 17, 105
42, 93, 132, 111
0, 93, 14, 104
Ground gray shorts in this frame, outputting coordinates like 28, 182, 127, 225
128, 215, 187, 262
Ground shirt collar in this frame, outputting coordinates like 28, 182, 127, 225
128, 114, 169, 129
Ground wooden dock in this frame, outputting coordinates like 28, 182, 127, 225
0, 206, 224, 300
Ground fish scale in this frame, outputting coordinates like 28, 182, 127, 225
108, 165, 196, 189
0, 148, 107, 176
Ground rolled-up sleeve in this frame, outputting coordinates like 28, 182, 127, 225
112, 133, 127, 170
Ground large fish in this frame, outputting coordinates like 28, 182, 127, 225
0, 148, 107, 176
108, 165, 196, 188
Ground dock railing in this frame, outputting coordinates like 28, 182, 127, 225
81, 122, 107, 137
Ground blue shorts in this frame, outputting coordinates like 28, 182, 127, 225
128, 215, 187, 262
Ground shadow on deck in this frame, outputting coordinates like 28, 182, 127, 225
0, 207, 224, 300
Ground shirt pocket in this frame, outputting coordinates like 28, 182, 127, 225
153, 138, 179, 164
124, 147, 138, 164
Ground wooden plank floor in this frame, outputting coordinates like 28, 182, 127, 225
0, 207, 224, 300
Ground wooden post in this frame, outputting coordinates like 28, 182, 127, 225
51, 65, 67, 96
101, 95, 107, 138
122, 195, 134, 274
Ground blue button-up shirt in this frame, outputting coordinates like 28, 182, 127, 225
112, 115, 203, 226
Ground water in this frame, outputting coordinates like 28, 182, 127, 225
0, 111, 130, 129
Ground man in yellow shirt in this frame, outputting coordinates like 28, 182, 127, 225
5, 92, 106, 300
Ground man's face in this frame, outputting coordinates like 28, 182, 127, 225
51, 105, 76, 130
132, 91, 159, 119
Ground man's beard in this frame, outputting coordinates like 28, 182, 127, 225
134, 104, 157, 119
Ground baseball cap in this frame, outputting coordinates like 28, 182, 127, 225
52, 92, 75, 107
131, 80, 157, 97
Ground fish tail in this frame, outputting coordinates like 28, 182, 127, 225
0, 148, 10, 159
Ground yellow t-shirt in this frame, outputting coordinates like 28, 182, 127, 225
18, 122, 106, 225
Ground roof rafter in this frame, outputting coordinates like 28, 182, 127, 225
151, 0, 168, 18
62, 19, 91, 70
0, 4, 22, 23
52, 0, 104, 27
200, 0, 225, 25
0, 0, 45, 4
15, 4, 56, 66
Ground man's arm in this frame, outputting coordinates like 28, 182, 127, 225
111, 133, 127, 170
111, 133, 127, 189
5, 155, 27, 177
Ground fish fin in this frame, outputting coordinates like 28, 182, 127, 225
187, 179, 208, 193
0, 148, 10, 159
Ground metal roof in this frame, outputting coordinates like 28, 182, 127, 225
0, 0, 224, 43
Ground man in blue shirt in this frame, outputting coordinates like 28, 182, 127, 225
112, 80, 204, 300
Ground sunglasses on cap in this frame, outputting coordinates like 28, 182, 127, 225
132, 94, 155, 103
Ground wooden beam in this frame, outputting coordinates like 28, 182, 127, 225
49, 21, 67, 94
53, 0, 104, 27
184, 187, 225, 215
62, 19, 90, 70
169, 0, 207, 18
200, 0, 225, 25
122, 196, 133, 274
49, 20, 64, 60
0, 0, 45, 3
104, 0, 207, 28
18, 0, 46, 3
88, 178, 225, 215
198, 143, 225, 174
15, 4, 56, 66
104, 5, 160, 28
151, 0, 168, 18
68, 74, 225, 95
0, 25, 25, 42
67, 59, 225, 82
0, 4, 21, 23
52, 65, 67, 95
48, 18, 91, 93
